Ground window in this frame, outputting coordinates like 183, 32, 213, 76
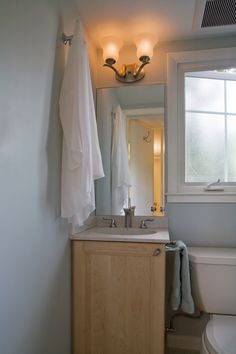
185, 70, 236, 183
167, 48, 236, 202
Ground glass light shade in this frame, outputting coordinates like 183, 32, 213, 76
100, 37, 123, 63
134, 33, 158, 61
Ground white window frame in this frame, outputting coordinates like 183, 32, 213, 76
167, 47, 236, 203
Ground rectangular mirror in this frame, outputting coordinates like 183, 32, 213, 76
95, 84, 165, 216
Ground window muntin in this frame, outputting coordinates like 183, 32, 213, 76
227, 81, 236, 113
185, 70, 236, 183
228, 115, 236, 181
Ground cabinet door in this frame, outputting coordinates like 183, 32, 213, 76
72, 241, 165, 354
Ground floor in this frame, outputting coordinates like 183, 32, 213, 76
166, 349, 200, 354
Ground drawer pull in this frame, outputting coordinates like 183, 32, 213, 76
153, 248, 161, 256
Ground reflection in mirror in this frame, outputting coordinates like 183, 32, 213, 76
96, 85, 165, 217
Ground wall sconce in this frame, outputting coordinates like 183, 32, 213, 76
101, 33, 158, 83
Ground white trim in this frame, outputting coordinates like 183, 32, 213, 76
167, 48, 236, 65
186, 109, 236, 116
186, 70, 236, 81
167, 333, 201, 351
123, 107, 164, 117
167, 47, 236, 203
167, 193, 236, 203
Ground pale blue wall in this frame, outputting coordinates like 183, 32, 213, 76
167, 203, 236, 246
0, 0, 74, 353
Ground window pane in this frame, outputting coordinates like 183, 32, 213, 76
185, 76, 224, 113
226, 81, 236, 114
227, 115, 236, 181
185, 112, 225, 182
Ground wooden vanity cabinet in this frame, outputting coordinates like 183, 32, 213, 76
72, 241, 166, 354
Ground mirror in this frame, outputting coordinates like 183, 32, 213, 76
95, 84, 165, 216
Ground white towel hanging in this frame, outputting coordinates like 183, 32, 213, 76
111, 105, 131, 214
59, 19, 104, 227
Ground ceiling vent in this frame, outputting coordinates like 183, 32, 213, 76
201, 0, 236, 27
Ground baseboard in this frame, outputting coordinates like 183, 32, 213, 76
167, 333, 201, 351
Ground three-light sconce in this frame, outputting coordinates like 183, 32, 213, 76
100, 33, 158, 83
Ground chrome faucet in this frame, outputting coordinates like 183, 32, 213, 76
103, 217, 117, 228
123, 206, 135, 228
139, 218, 154, 229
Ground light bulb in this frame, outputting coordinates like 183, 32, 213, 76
134, 33, 158, 62
100, 37, 123, 64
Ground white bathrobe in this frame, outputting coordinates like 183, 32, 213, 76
111, 105, 131, 214
59, 20, 104, 226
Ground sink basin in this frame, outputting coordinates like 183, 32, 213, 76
71, 226, 170, 243
95, 227, 157, 236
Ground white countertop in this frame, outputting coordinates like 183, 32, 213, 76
70, 226, 170, 243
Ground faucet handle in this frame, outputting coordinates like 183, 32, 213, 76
139, 218, 154, 229
103, 217, 117, 228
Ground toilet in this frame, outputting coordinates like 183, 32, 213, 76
188, 247, 236, 354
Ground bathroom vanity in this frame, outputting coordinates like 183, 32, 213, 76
71, 227, 169, 354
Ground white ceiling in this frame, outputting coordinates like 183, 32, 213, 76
75, 0, 236, 48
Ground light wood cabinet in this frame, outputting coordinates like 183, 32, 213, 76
72, 241, 166, 354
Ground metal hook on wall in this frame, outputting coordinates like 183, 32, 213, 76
143, 131, 152, 143
62, 33, 73, 46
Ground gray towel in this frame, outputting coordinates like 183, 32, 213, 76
168, 240, 195, 314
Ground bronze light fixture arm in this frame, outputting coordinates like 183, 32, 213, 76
134, 59, 150, 79
103, 59, 150, 83
103, 63, 124, 80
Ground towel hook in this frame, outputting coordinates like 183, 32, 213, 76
62, 33, 73, 46
143, 130, 151, 143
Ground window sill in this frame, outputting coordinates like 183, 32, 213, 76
166, 192, 236, 203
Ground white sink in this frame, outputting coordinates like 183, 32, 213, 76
95, 227, 157, 236
71, 226, 170, 243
